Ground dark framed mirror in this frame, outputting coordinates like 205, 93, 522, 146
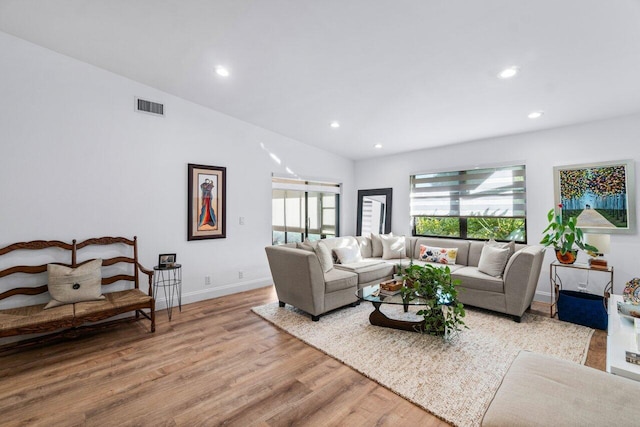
356, 188, 393, 236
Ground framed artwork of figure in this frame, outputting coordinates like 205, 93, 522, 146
188, 163, 226, 240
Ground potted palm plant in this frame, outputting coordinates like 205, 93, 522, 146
540, 207, 598, 264
400, 263, 466, 338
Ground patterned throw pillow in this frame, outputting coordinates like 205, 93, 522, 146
419, 245, 458, 265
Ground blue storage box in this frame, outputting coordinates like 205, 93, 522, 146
557, 290, 608, 330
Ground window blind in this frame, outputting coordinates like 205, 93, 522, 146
410, 165, 526, 217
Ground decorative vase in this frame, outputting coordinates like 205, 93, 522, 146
555, 249, 578, 264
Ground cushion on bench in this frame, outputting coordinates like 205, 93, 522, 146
74, 289, 153, 323
482, 351, 640, 426
0, 304, 75, 337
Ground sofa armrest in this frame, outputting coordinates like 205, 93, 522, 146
265, 246, 326, 315
502, 246, 545, 316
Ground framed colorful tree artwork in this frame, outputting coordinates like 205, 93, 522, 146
553, 160, 635, 234
188, 164, 226, 240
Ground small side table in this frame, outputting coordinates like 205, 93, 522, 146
549, 261, 613, 318
153, 264, 182, 320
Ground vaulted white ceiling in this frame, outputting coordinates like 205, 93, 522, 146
2, 0, 640, 160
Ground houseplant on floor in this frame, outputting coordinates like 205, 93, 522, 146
400, 263, 466, 338
540, 206, 599, 264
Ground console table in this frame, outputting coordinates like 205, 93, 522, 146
549, 261, 613, 318
153, 264, 182, 320
607, 294, 640, 381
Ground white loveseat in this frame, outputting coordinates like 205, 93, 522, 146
265, 235, 544, 322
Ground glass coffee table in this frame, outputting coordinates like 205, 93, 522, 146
357, 283, 433, 332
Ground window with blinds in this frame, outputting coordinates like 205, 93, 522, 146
410, 165, 527, 242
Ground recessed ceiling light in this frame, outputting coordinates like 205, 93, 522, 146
374, 144, 382, 149
215, 66, 230, 77
498, 66, 519, 79
528, 111, 544, 119
330, 121, 340, 128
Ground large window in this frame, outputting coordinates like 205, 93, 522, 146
410, 165, 526, 242
272, 177, 340, 245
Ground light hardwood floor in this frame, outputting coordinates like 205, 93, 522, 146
0, 286, 605, 426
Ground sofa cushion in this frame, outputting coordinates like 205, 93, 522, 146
355, 236, 373, 258
482, 351, 640, 426
323, 268, 358, 293
314, 241, 334, 273
334, 245, 363, 264
410, 260, 466, 273
418, 244, 458, 265
452, 266, 504, 293
380, 235, 406, 260
371, 233, 392, 257
46, 259, 105, 309
477, 244, 510, 278
335, 260, 394, 285
321, 236, 360, 262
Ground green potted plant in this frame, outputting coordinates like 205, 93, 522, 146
400, 263, 466, 338
540, 207, 598, 264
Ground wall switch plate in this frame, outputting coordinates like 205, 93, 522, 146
238, 271, 243, 279
239, 216, 245, 225
205, 276, 211, 286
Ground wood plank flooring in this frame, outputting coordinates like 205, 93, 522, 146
0, 287, 604, 426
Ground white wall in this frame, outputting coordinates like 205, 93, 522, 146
0, 32, 355, 308
355, 114, 640, 301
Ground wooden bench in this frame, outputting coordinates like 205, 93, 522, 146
0, 236, 155, 346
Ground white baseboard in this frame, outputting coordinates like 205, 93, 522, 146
534, 290, 552, 304
153, 277, 272, 310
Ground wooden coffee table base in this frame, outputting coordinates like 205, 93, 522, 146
369, 301, 426, 332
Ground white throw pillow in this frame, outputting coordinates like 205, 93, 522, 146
46, 259, 105, 309
478, 244, 510, 277
380, 235, 406, 260
314, 241, 334, 273
333, 245, 363, 264
356, 236, 373, 258
371, 232, 393, 257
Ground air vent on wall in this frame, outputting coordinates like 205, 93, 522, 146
135, 97, 164, 116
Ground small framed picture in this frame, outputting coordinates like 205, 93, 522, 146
158, 253, 176, 268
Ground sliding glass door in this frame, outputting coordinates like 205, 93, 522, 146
272, 179, 340, 245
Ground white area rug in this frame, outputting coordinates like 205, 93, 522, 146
252, 302, 594, 427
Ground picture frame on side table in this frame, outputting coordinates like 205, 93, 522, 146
554, 159, 635, 234
158, 253, 176, 268
188, 163, 226, 240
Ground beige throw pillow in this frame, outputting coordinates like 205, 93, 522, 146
487, 238, 516, 259
46, 259, 104, 309
371, 232, 393, 257
477, 245, 510, 278
380, 235, 406, 260
314, 241, 334, 273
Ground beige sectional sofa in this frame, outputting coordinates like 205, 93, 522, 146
265, 235, 544, 322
